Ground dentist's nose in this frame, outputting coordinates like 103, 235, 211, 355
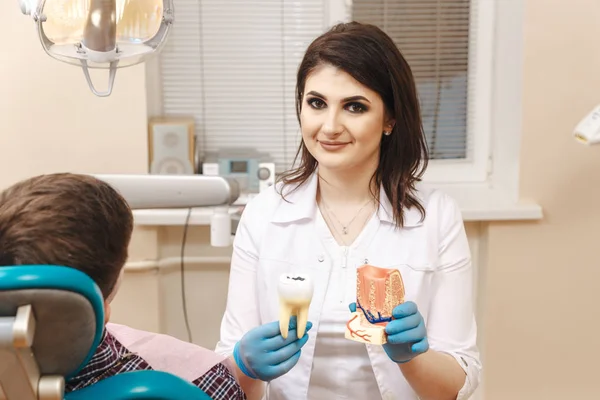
322, 109, 343, 137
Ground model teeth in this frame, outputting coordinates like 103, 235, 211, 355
278, 274, 314, 339
345, 265, 405, 345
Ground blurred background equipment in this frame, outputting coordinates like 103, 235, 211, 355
574, 104, 600, 145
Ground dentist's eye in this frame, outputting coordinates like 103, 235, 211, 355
346, 102, 368, 113
307, 97, 326, 109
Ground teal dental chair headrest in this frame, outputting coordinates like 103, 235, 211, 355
0, 265, 213, 400
0, 265, 104, 379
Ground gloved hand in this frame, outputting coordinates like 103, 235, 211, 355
349, 301, 428, 363
233, 316, 312, 381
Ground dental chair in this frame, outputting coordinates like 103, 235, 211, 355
0, 265, 213, 400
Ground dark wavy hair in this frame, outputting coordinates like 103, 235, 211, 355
278, 21, 429, 227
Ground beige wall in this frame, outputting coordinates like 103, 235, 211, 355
0, 1, 159, 328
482, 0, 600, 399
0, 2, 149, 188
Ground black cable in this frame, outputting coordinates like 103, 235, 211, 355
181, 207, 193, 343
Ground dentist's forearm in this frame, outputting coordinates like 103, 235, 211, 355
229, 357, 265, 400
398, 349, 466, 400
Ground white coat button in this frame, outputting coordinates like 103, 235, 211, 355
318, 254, 325, 262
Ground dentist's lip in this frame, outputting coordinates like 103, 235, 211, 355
318, 140, 350, 151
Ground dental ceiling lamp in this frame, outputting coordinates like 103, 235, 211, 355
18, 0, 173, 97
574, 104, 600, 146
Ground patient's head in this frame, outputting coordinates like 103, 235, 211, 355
0, 173, 133, 322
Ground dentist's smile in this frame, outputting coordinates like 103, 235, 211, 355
318, 140, 350, 151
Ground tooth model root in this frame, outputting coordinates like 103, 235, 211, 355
279, 298, 311, 339
346, 264, 405, 345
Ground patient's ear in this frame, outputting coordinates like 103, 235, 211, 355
104, 301, 112, 324
103, 269, 124, 324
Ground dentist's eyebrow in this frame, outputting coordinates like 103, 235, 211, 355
306, 91, 371, 103
306, 90, 326, 99
342, 95, 371, 103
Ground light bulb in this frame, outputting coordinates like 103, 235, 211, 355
42, 0, 163, 46
116, 0, 163, 42
22, 0, 173, 96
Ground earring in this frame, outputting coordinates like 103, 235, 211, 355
383, 130, 391, 136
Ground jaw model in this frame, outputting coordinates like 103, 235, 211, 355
278, 274, 314, 339
345, 265, 405, 345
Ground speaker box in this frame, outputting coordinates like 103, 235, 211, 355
148, 117, 196, 175
258, 162, 275, 192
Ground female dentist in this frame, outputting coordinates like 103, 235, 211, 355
215, 22, 481, 400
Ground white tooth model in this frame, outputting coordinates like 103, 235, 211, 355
277, 274, 314, 339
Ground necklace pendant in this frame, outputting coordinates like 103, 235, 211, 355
342, 227, 348, 235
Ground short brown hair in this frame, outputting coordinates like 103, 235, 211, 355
0, 173, 133, 298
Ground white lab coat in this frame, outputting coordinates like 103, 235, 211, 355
215, 172, 481, 399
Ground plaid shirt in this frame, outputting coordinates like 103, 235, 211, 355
66, 330, 246, 399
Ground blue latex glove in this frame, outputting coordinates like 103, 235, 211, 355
349, 301, 428, 363
233, 316, 313, 381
